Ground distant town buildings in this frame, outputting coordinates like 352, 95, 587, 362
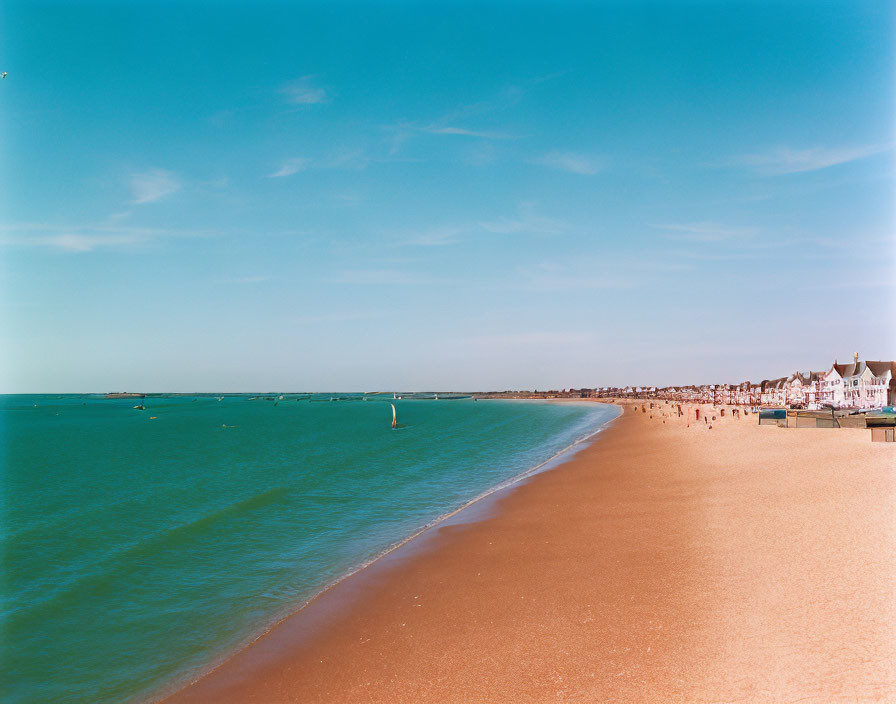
594, 355, 896, 410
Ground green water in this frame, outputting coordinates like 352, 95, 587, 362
1, 394, 618, 703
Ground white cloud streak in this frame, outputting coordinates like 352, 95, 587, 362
280, 76, 327, 105
0, 223, 213, 253
534, 151, 602, 175
402, 226, 465, 247
267, 158, 310, 178
129, 169, 180, 204
422, 125, 513, 139
35, 233, 144, 252
739, 144, 892, 175
480, 203, 568, 236
479, 214, 567, 236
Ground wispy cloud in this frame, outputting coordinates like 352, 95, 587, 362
0, 223, 213, 253
332, 191, 366, 206
280, 76, 327, 105
263, 150, 371, 180
480, 204, 568, 236
738, 144, 892, 175
534, 151, 601, 175
29, 233, 144, 252
653, 222, 759, 243
326, 148, 369, 170
462, 142, 498, 166
384, 122, 514, 156
198, 176, 230, 192
129, 168, 180, 204
384, 81, 536, 155
422, 125, 513, 139
380, 206, 567, 250
267, 158, 310, 178
402, 226, 465, 247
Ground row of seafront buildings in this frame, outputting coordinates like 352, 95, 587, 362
598, 355, 896, 410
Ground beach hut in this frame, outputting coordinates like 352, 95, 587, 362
758, 409, 786, 426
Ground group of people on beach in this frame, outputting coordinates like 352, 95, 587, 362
625, 399, 749, 430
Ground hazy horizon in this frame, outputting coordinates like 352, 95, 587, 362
2, 0, 894, 393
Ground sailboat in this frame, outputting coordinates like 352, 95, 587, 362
391, 403, 398, 429
134, 394, 146, 411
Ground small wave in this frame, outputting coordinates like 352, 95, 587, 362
6, 487, 289, 626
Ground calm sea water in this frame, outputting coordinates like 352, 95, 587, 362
1, 394, 618, 703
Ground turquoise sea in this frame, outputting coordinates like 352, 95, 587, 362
1, 394, 618, 703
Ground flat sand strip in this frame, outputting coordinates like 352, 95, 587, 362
162, 403, 895, 703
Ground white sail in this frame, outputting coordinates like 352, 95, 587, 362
391, 403, 397, 428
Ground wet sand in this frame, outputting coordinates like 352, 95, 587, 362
163, 401, 896, 703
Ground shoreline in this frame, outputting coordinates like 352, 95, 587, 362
162, 399, 895, 703
149, 401, 621, 703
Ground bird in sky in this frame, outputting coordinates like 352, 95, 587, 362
1, 72, 7, 79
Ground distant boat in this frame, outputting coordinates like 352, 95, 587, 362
391, 403, 398, 429
134, 395, 146, 411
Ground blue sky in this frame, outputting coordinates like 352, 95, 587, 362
2, 0, 894, 392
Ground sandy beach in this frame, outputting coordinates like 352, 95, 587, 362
163, 401, 896, 703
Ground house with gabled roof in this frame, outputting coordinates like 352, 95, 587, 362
820, 363, 847, 407
817, 355, 895, 408
785, 371, 825, 408
865, 361, 896, 407
760, 378, 787, 406
839, 359, 896, 408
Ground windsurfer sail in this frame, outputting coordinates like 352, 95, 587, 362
391, 403, 397, 429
